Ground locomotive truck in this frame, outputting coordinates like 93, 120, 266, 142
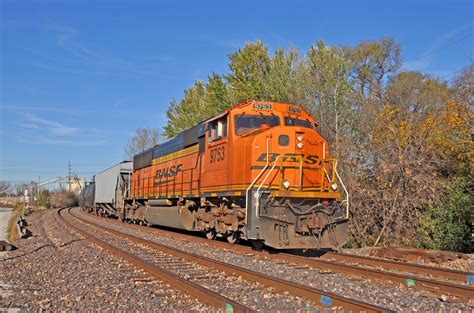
80, 101, 349, 250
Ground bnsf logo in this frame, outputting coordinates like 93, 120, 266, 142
256, 153, 319, 165
155, 164, 183, 179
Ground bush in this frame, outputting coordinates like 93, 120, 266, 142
49, 190, 78, 208
414, 176, 473, 253
36, 193, 51, 209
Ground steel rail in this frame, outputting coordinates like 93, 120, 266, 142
72, 209, 390, 313
278, 253, 474, 299
57, 208, 251, 313
78, 208, 474, 299
321, 252, 474, 284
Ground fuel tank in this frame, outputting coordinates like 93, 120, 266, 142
144, 206, 196, 230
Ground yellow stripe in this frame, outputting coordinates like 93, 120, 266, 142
152, 145, 199, 165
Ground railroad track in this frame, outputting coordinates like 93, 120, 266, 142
77, 208, 474, 301
57, 208, 250, 312
62, 208, 390, 312
319, 251, 474, 284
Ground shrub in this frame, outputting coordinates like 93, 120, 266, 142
415, 176, 473, 253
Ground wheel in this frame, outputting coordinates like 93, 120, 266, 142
251, 240, 265, 251
205, 229, 216, 240
226, 232, 240, 244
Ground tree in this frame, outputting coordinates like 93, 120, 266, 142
348, 72, 453, 246
124, 128, 161, 158
0, 181, 12, 196
226, 41, 271, 103
203, 72, 231, 115
163, 81, 208, 138
348, 37, 401, 103
452, 64, 473, 107
307, 40, 353, 156
262, 48, 302, 103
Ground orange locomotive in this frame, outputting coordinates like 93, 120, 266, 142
124, 101, 349, 249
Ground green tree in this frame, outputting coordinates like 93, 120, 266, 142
226, 41, 271, 103
203, 72, 231, 115
262, 48, 302, 103
415, 176, 473, 253
307, 40, 353, 156
164, 81, 207, 138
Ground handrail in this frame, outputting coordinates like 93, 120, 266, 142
255, 155, 280, 219
334, 160, 350, 220
245, 137, 271, 226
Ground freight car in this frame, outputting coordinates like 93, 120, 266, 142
82, 101, 349, 250
80, 161, 132, 217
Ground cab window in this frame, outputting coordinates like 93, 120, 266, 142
284, 117, 313, 129
234, 114, 280, 135
208, 117, 228, 141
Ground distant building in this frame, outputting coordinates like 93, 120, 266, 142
66, 177, 85, 194
20, 189, 30, 204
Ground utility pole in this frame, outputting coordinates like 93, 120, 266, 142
37, 176, 40, 208
68, 161, 72, 192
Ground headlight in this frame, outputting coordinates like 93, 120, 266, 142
282, 180, 290, 189
297, 141, 304, 149
331, 183, 338, 191
297, 135, 304, 142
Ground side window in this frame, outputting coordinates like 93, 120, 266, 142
208, 117, 228, 141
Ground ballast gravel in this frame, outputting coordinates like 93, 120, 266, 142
0, 209, 212, 311
62, 210, 325, 311
76, 208, 474, 312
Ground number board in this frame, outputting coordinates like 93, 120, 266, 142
253, 103, 272, 111
289, 106, 301, 114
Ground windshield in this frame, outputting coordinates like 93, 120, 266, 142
234, 114, 280, 135
284, 117, 313, 129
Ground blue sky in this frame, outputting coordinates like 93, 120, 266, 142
1, 0, 472, 183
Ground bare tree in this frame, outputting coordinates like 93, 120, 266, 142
0, 181, 12, 196
124, 128, 161, 159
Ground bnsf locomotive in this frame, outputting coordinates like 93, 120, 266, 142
80, 101, 349, 250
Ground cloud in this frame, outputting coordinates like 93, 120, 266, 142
17, 114, 109, 146
0, 104, 92, 116
51, 24, 158, 76
5, 19, 164, 77
25, 115, 79, 136
402, 57, 433, 71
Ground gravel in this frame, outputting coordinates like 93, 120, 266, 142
0, 209, 212, 311
76, 208, 474, 312
64, 210, 323, 311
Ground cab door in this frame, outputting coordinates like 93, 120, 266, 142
201, 115, 229, 190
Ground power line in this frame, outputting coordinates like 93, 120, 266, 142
406, 33, 473, 65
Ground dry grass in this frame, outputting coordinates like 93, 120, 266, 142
7, 211, 19, 242
7, 202, 28, 242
